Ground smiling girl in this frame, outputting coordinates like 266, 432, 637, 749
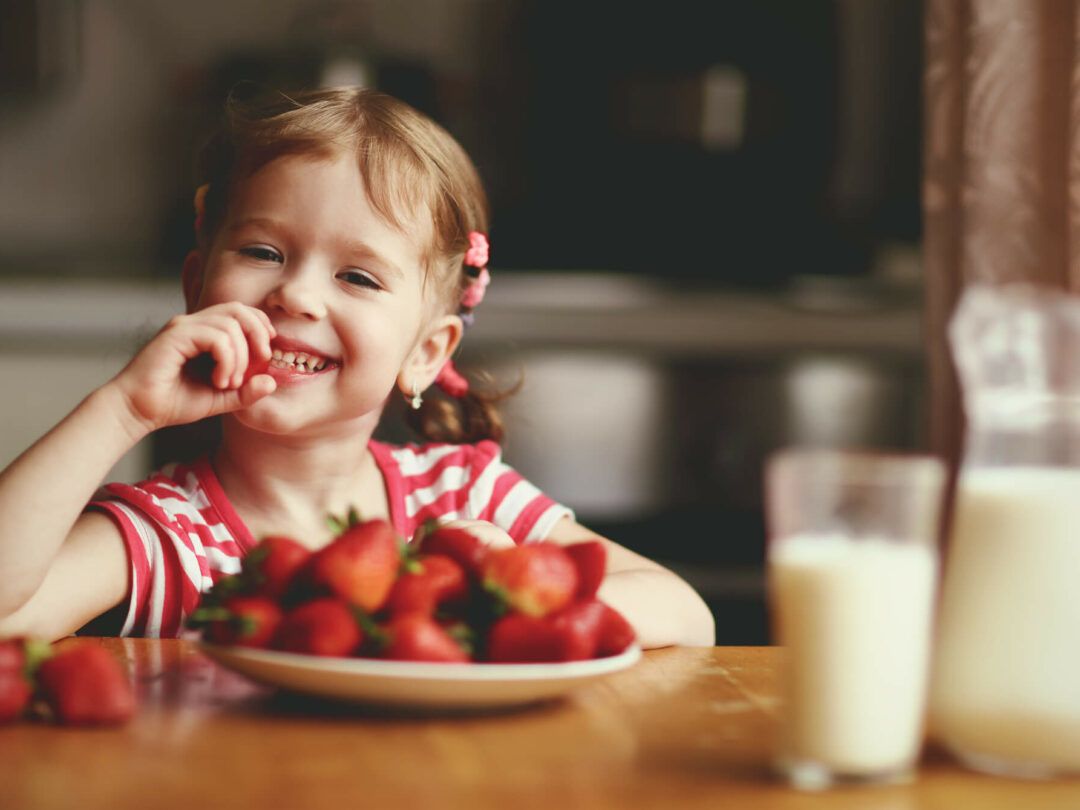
0, 88, 714, 648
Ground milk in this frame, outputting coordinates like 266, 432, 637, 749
930, 466, 1080, 774
770, 534, 938, 777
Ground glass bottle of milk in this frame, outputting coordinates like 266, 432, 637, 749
930, 284, 1080, 777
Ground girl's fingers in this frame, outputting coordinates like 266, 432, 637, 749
225, 318, 249, 389
192, 309, 267, 389
209, 373, 277, 415
230, 305, 276, 363
204, 330, 235, 389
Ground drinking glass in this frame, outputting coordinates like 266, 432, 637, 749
765, 448, 946, 790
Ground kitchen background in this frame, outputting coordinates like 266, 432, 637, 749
0, 0, 925, 643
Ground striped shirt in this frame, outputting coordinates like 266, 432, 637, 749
87, 439, 573, 638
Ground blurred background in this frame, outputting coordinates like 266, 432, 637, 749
0, 0, 926, 643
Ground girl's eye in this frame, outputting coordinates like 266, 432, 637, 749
338, 270, 381, 290
240, 246, 282, 263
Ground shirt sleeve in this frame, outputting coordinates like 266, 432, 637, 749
465, 440, 575, 543
86, 482, 216, 638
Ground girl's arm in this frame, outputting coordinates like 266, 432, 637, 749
0, 385, 145, 629
544, 517, 716, 649
0, 303, 276, 639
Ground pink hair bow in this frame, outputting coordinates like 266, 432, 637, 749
465, 231, 489, 268
461, 267, 490, 308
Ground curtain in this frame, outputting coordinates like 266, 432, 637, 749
924, 0, 1079, 466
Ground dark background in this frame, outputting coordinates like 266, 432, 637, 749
1, 0, 926, 644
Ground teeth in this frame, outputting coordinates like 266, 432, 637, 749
269, 347, 331, 373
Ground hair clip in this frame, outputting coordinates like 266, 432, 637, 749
461, 268, 490, 309
464, 231, 489, 268
460, 231, 491, 313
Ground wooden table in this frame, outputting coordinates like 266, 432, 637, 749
1, 639, 1078, 809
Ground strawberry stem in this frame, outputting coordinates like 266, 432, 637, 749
22, 638, 53, 680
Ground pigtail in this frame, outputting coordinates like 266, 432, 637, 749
405, 369, 521, 445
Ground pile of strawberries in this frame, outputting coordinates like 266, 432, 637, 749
188, 513, 636, 663
0, 638, 136, 726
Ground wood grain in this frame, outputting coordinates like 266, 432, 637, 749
1, 639, 1078, 808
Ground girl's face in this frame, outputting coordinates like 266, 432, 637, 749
187, 150, 456, 438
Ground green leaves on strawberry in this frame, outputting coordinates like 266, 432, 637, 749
482, 542, 579, 618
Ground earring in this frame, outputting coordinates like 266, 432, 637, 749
410, 382, 422, 410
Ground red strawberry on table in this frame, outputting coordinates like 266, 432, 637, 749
416, 524, 489, 578
0, 670, 31, 723
482, 542, 579, 617
384, 554, 468, 617
0, 637, 26, 673
36, 641, 136, 725
564, 541, 607, 599
380, 614, 470, 663
196, 595, 283, 648
274, 598, 363, 657
0, 638, 34, 723
300, 516, 401, 612
243, 535, 311, 600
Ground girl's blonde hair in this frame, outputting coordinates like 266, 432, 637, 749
196, 86, 507, 444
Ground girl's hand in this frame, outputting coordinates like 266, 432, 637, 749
431, 519, 517, 551
109, 303, 277, 435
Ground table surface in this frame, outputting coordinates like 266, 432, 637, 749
1, 638, 1078, 810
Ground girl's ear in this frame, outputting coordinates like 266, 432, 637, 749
181, 250, 204, 314
399, 314, 464, 394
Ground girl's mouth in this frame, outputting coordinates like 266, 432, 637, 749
268, 348, 336, 375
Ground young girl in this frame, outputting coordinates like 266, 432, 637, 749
0, 87, 714, 648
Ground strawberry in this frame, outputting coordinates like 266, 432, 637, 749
482, 542, 579, 617
384, 554, 468, 617
486, 599, 636, 662
564, 541, 607, 599
194, 595, 283, 648
416, 524, 489, 578
0, 639, 33, 723
597, 603, 637, 657
0, 670, 32, 723
380, 613, 469, 663
300, 517, 401, 612
243, 535, 311, 599
548, 599, 609, 661
273, 598, 363, 657
485, 614, 568, 663
36, 642, 136, 725
0, 637, 25, 673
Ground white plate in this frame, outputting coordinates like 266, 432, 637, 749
199, 642, 642, 712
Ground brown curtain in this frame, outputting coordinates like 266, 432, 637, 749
924, 0, 1080, 467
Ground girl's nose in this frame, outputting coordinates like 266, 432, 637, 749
265, 271, 328, 321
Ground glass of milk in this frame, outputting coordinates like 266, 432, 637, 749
765, 448, 946, 790
930, 284, 1080, 778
